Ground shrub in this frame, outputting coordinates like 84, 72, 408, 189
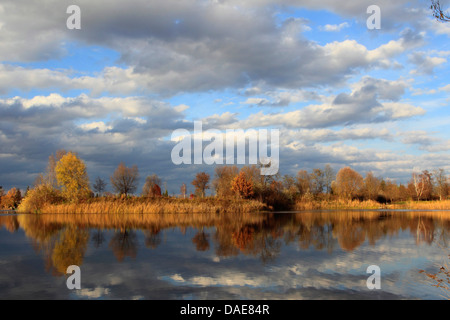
0, 188, 22, 209
17, 185, 63, 213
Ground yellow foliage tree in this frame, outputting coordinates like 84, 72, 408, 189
52, 226, 89, 275
55, 152, 91, 202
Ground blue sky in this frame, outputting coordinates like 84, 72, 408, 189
0, 0, 449, 193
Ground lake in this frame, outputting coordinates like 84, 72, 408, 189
0, 211, 448, 300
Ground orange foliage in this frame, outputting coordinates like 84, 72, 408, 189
231, 171, 254, 199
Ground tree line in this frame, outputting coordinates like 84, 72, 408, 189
2, 149, 449, 211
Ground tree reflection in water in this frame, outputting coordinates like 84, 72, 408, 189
109, 229, 137, 262
52, 226, 89, 274
0, 211, 448, 276
91, 230, 105, 248
192, 229, 210, 251
144, 227, 161, 249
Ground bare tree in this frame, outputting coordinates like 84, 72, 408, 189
212, 165, 239, 198
310, 168, 325, 196
93, 177, 107, 196
364, 171, 380, 201
385, 180, 400, 203
431, 0, 450, 21
110, 162, 139, 196
142, 174, 162, 197
412, 172, 426, 201
433, 168, 448, 200
180, 183, 187, 199
192, 172, 210, 197
44, 149, 67, 188
282, 174, 298, 199
295, 170, 311, 196
324, 164, 335, 195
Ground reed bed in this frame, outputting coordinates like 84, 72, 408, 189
295, 199, 450, 211
386, 200, 450, 210
295, 199, 385, 210
35, 197, 268, 215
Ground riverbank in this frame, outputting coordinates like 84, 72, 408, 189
15, 195, 450, 214
17, 197, 269, 214
294, 199, 450, 210
0, 210, 16, 214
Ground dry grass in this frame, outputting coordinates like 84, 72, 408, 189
386, 200, 450, 210
295, 199, 385, 210
31, 196, 268, 214
295, 199, 450, 211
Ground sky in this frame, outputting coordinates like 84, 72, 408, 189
0, 0, 450, 194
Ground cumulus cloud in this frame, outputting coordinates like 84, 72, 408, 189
0, 1, 429, 96
287, 127, 394, 143
233, 78, 425, 129
0, 0, 447, 191
409, 52, 447, 75
320, 22, 350, 32
0, 94, 188, 189
243, 89, 323, 107
400, 131, 450, 152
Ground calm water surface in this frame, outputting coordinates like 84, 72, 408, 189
0, 211, 449, 300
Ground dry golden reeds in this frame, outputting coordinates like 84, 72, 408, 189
32, 197, 268, 214
294, 198, 450, 211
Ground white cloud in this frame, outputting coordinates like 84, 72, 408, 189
320, 22, 350, 32
409, 52, 447, 75
79, 121, 113, 133
75, 287, 110, 299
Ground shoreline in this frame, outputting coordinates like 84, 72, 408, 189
17, 197, 270, 214
14, 197, 450, 214
294, 199, 450, 211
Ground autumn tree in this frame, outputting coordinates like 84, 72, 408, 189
398, 184, 409, 201
433, 168, 448, 200
324, 164, 335, 195
212, 165, 239, 198
1, 188, 22, 209
296, 170, 311, 196
363, 172, 380, 201
410, 170, 433, 201
422, 170, 434, 200
335, 167, 364, 200
45, 149, 67, 188
231, 171, 254, 199
191, 172, 210, 197
180, 183, 187, 199
385, 180, 400, 203
310, 168, 325, 196
241, 165, 266, 200
282, 174, 298, 200
17, 184, 62, 213
92, 177, 107, 196
55, 152, 91, 202
142, 174, 162, 197
110, 162, 139, 196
